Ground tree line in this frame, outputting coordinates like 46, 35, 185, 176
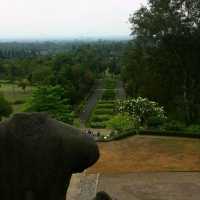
0, 41, 126, 105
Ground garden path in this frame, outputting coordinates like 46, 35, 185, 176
116, 80, 126, 99
79, 80, 104, 127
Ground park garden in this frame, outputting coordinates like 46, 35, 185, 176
1, 0, 200, 141
1, 72, 200, 141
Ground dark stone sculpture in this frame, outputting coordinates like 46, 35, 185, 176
0, 112, 99, 200
93, 191, 112, 200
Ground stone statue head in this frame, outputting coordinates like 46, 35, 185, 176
0, 112, 99, 200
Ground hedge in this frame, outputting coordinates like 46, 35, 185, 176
139, 130, 200, 139
99, 100, 115, 104
96, 104, 114, 109
102, 89, 116, 99
104, 80, 116, 89
96, 129, 200, 142
97, 129, 137, 142
90, 122, 106, 128
94, 109, 114, 115
90, 114, 111, 122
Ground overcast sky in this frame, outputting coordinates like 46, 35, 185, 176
0, 0, 147, 40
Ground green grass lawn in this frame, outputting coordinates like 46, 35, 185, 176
0, 83, 33, 113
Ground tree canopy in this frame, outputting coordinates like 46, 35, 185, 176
122, 0, 200, 124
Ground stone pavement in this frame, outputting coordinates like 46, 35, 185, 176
66, 173, 99, 200
97, 172, 200, 200
67, 172, 200, 200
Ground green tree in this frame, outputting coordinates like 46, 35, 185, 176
25, 86, 74, 124
123, 0, 200, 124
0, 94, 12, 121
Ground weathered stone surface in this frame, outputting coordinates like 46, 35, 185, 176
0, 112, 99, 200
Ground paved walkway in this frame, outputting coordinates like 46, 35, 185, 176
116, 80, 126, 99
66, 173, 99, 200
79, 80, 103, 126
66, 172, 200, 200
97, 172, 200, 200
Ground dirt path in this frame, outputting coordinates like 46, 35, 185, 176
88, 135, 200, 173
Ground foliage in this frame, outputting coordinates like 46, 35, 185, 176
163, 120, 186, 131
96, 102, 114, 109
123, 0, 200, 124
185, 125, 200, 133
104, 79, 117, 89
90, 122, 106, 129
0, 41, 127, 107
94, 108, 114, 115
102, 90, 116, 100
97, 129, 138, 142
25, 86, 74, 124
91, 115, 111, 122
0, 94, 12, 121
117, 97, 167, 128
138, 129, 200, 138
99, 100, 115, 104
107, 113, 138, 131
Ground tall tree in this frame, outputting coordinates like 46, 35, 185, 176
123, 0, 200, 123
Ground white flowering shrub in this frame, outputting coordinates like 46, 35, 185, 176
116, 97, 167, 128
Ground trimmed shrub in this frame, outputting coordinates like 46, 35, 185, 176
94, 109, 113, 115
139, 130, 200, 138
90, 122, 106, 128
97, 129, 137, 142
107, 114, 138, 131
104, 79, 116, 89
91, 115, 111, 122
96, 104, 114, 109
185, 125, 200, 133
102, 90, 116, 100
99, 100, 115, 104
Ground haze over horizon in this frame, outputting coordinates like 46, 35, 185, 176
0, 0, 147, 41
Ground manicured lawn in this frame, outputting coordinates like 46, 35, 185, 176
0, 83, 33, 113
88, 135, 200, 173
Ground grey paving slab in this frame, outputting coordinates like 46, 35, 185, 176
97, 173, 200, 200
66, 173, 98, 200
